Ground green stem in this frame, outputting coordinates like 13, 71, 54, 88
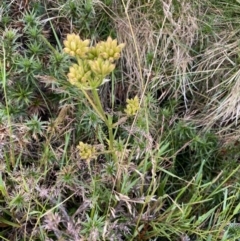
107, 116, 114, 152
107, 117, 120, 190
81, 89, 106, 122
88, 161, 96, 219
85, 87, 120, 190
1, 45, 15, 168
91, 88, 108, 123
91, 89, 115, 156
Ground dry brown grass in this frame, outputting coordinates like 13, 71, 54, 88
105, 0, 199, 108
190, 5, 240, 137
195, 35, 240, 126
108, 0, 240, 144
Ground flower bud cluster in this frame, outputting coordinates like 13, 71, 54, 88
124, 96, 140, 116
63, 34, 90, 58
63, 34, 125, 90
67, 60, 93, 89
95, 37, 125, 62
88, 58, 115, 77
77, 141, 96, 161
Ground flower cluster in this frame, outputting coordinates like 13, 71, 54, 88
124, 96, 140, 116
95, 37, 125, 62
88, 58, 115, 77
63, 33, 125, 90
63, 33, 90, 58
67, 60, 93, 89
77, 141, 96, 161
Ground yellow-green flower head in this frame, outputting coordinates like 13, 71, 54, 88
77, 141, 96, 161
88, 58, 115, 76
124, 96, 140, 116
96, 37, 125, 62
67, 60, 92, 89
87, 46, 101, 60
63, 33, 90, 58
